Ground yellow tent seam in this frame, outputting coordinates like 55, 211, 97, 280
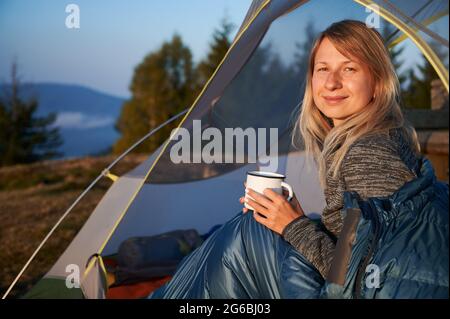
388, 9, 449, 48
97, 256, 109, 293
82, 255, 109, 294
105, 172, 119, 182
354, 0, 449, 92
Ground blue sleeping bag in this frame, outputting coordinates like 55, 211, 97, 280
149, 157, 448, 299
323, 157, 448, 298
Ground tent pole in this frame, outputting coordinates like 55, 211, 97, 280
354, 0, 449, 92
1, 108, 188, 299
101, 108, 189, 174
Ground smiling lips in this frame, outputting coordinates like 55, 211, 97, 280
322, 95, 348, 105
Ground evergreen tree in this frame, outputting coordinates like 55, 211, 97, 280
381, 22, 407, 88
0, 63, 61, 166
402, 42, 448, 109
113, 34, 198, 154
293, 20, 318, 84
197, 17, 234, 86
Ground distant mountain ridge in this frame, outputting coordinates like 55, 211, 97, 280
0, 83, 126, 158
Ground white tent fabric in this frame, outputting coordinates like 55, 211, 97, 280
45, 152, 158, 296
44, 151, 325, 298
103, 152, 325, 256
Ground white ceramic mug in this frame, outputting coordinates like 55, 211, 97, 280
245, 171, 293, 211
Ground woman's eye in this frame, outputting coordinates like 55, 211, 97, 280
344, 67, 356, 72
316, 67, 327, 72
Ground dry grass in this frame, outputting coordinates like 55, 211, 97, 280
0, 154, 147, 298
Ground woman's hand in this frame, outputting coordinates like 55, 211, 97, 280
239, 197, 249, 214
239, 182, 250, 214
239, 187, 305, 235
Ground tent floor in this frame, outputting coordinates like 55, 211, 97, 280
103, 256, 172, 299
106, 275, 172, 299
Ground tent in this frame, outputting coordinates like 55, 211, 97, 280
4, 0, 448, 299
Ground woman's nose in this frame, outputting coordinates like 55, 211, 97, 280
324, 71, 343, 90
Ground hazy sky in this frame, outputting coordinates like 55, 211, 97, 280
1, 0, 447, 98
0, 0, 252, 97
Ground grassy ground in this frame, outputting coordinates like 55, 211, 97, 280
0, 154, 146, 299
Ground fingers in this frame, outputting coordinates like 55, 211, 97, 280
253, 210, 269, 227
281, 188, 289, 197
262, 188, 286, 204
281, 188, 296, 203
239, 196, 249, 213
246, 188, 276, 210
245, 196, 270, 216
242, 182, 248, 213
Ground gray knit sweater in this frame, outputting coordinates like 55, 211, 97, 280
282, 128, 419, 279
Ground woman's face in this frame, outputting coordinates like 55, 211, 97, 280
312, 37, 375, 127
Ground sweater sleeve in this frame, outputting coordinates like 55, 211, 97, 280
282, 133, 416, 279
282, 216, 337, 278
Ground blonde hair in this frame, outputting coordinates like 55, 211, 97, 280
291, 20, 420, 188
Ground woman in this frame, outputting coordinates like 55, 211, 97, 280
149, 20, 448, 299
